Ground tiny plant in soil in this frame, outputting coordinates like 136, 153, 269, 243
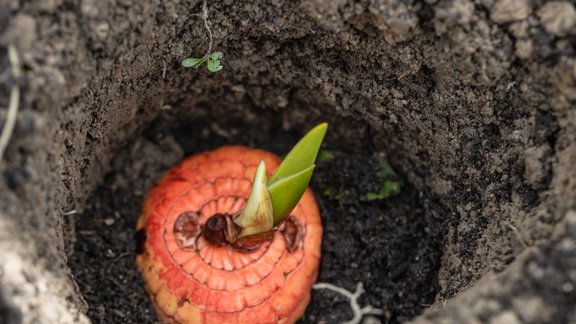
365, 166, 403, 201
182, 51, 223, 72
181, 0, 223, 72
136, 124, 327, 323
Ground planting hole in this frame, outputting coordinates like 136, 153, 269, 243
3, 1, 564, 322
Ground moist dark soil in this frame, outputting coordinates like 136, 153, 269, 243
68, 115, 442, 323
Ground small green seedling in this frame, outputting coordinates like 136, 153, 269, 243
235, 123, 328, 238
182, 51, 223, 72
365, 167, 403, 201
181, 1, 223, 72
366, 180, 402, 200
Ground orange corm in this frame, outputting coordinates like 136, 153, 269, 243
136, 145, 322, 323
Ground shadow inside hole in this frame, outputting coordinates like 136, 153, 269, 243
67, 110, 443, 323
0, 289, 21, 324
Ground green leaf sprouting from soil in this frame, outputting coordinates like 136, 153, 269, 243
364, 166, 403, 201
238, 123, 327, 232
182, 51, 223, 72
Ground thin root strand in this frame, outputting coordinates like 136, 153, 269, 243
201, 0, 213, 59
313, 282, 383, 324
0, 44, 22, 164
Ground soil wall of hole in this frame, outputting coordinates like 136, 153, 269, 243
1, 0, 576, 323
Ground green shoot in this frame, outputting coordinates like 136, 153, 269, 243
235, 161, 273, 238
233, 123, 328, 235
267, 166, 315, 225
268, 123, 328, 225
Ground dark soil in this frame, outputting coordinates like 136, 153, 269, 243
68, 115, 442, 323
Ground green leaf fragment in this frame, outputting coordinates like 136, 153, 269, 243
182, 57, 205, 68
382, 180, 402, 197
365, 192, 380, 201
234, 161, 274, 238
366, 180, 403, 201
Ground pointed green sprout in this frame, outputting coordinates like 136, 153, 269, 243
181, 51, 223, 72
234, 123, 328, 237
268, 123, 328, 225
235, 161, 274, 238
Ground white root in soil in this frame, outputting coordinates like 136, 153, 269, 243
0, 45, 21, 163
313, 282, 384, 324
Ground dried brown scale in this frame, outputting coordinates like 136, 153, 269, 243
173, 211, 203, 249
